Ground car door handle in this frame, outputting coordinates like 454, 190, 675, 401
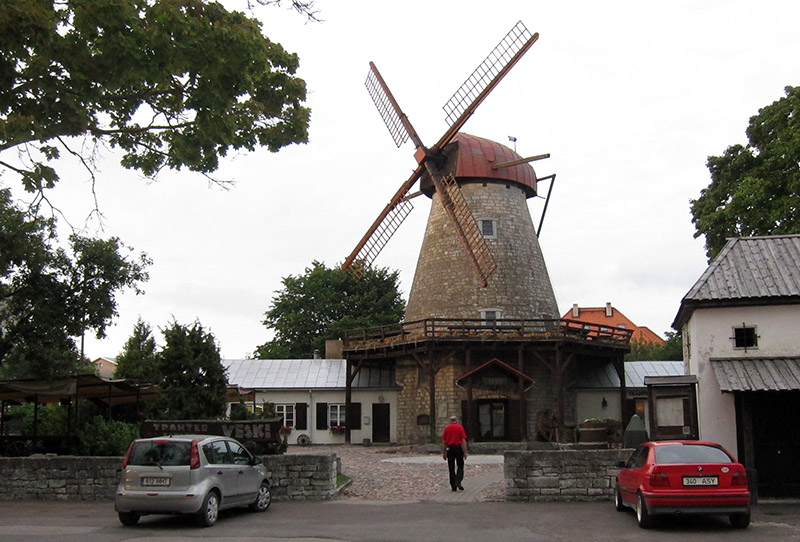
217, 471, 224, 475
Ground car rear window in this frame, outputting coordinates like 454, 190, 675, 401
128, 440, 192, 466
654, 444, 733, 464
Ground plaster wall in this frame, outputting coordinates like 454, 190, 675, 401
683, 303, 800, 458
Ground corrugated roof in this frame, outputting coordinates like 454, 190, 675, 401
674, 235, 800, 328
573, 361, 685, 389
223, 359, 398, 390
711, 357, 800, 391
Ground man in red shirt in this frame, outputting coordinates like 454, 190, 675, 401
441, 415, 468, 491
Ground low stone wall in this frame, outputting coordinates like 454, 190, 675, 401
504, 448, 630, 502
0, 452, 339, 502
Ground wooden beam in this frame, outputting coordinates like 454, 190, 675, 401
491, 153, 550, 170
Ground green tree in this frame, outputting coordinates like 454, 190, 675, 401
625, 331, 683, 361
691, 86, 800, 260
114, 318, 160, 384
0, 0, 310, 193
0, 189, 150, 378
255, 261, 406, 359
154, 320, 227, 419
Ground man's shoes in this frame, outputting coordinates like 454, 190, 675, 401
451, 487, 457, 492
457, 485, 464, 491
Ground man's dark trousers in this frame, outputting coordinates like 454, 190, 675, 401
446, 445, 464, 489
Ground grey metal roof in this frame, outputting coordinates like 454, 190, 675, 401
711, 357, 800, 391
673, 235, 800, 328
573, 361, 685, 390
223, 359, 398, 390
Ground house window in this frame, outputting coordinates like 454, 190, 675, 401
480, 308, 502, 326
329, 404, 346, 427
275, 404, 295, 427
732, 324, 758, 349
479, 218, 497, 239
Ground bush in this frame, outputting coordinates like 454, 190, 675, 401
78, 416, 139, 456
8, 403, 69, 435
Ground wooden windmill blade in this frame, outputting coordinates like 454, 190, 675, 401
343, 21, 539, 284
342, 63, 429, 278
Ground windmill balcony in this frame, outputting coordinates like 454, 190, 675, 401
342, 318, 633, 352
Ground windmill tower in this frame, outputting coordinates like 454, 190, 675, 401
343, 22, 557, 322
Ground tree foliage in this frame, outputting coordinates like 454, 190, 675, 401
625, 331, 683, 362
0, 188, 150, 378
153, 320, 228, 419
691, 86, 800, 260
255, 261, 406, 359
0, 0, 310, 193
114, 317, 159, 383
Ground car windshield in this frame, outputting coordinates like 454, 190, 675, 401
129, 441, 192, 466
654, 443, 732, 465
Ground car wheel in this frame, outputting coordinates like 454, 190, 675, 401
250, 481, 272, 512
730, 511, 751, 529
118, 512, 140, 526
198, 490, 220, 527
636, 492, 653, 529
614, 483, 626, 512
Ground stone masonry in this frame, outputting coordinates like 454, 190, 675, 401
504, 448, 630, 502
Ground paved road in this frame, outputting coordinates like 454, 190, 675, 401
2, 499, 800, 542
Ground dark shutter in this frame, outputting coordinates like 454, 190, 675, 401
348, 402, 362, 430
295, 403, 308, 430
316, 402, 328, 430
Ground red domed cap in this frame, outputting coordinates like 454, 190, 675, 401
421, 133, 539, 198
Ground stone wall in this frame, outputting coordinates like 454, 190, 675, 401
504, 448, 630, 502
0, 453, 339, 502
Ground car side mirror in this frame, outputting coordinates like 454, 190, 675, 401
251, 455, 263, 466
615, 460, 626, 468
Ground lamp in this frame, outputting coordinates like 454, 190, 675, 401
601, 397, 608, 408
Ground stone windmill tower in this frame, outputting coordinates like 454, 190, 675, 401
342, 22, 557, 322
404, 132, 558, 321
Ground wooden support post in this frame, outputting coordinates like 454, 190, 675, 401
518, 346, 527, 441
345, 358, 353, 444
428, 346, 437, 442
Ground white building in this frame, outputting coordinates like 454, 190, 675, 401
673, 234, 800, 497
224, 358, 400, 446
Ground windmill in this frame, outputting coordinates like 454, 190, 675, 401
342, 21, 542, 288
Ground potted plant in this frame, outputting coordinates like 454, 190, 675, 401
279, 425, 292, 437
330, 425, 345, 435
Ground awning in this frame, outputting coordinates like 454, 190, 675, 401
711, 357, 800, 392
0, 374, 159, 405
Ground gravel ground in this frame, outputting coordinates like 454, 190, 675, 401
290, 444, 504, 502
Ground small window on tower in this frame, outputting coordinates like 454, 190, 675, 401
479, 218, 497, 239
732, 325, 758, 349
480, 308, 502, 326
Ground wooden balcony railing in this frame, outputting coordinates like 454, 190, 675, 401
342, 318, 633, 349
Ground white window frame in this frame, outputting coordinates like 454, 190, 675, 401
275, 403, 295, 427
479, 218, 498, 239
329, 404, 346, 427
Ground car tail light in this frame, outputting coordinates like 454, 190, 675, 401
190, 439, 202, 469
731, 470, 748, 487
121, 441, 135, 469
649, 469, 671, 488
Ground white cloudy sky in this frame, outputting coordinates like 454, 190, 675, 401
8, 0, 800, 360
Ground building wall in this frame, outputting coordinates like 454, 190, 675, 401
683, 304, 800, 457
244, 389, 397, 445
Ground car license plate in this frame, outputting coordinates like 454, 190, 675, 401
683, 476, 718, 486
141, 477, 170, 487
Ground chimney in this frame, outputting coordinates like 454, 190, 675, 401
605, 302, 613, 317
571, 304, 580, 318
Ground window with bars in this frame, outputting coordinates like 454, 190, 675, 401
732, 325, 758, 349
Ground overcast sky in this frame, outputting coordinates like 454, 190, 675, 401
13, 0, 800, 361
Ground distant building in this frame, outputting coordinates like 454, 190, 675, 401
563, 303, 664, 345
92, 357, 117, 379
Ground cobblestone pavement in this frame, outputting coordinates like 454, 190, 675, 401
291, 445, 504, 502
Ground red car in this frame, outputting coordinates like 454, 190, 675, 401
615, 440, 751, 529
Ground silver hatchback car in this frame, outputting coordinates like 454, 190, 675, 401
115, 435, 271, 527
